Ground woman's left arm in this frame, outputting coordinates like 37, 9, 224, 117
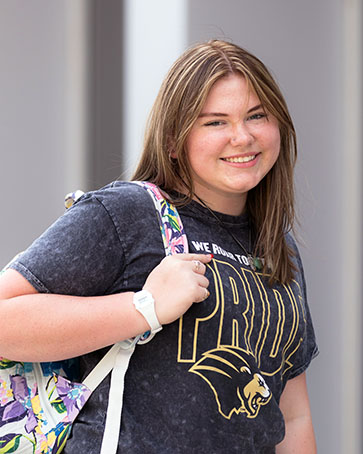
276, 372, 317, 454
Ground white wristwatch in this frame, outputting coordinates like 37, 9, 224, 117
133, 290, 162, 334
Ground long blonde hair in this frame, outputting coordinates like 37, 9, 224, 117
132, 40, 297, 284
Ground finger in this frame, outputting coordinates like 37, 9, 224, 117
192, 260, 206, 275
178, 253, 213, 264
196, 275, 209, 288
192, 260, 201, 272
195, 287, 210, 303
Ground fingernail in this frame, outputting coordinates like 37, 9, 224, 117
209, 254, 214, 259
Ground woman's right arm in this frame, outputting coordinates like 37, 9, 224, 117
0, 254, 211, 362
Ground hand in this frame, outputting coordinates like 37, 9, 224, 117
143, 253, 212, 325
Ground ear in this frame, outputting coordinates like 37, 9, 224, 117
167, 135, 178, 159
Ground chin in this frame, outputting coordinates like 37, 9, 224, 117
227, 180, 262, 195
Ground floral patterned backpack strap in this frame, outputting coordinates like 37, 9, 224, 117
135, 181, 189, 255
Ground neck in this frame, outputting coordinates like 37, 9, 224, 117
192, 192, 247, 216
193, 193, 247, 220
173, 180, 247, 215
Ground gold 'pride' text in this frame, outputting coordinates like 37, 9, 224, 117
177, 259, 306, 377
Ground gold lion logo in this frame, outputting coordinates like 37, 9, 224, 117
189, 346, 272, 419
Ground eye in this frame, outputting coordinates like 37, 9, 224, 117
204, 120, 226, 127
247, 113, 267, 121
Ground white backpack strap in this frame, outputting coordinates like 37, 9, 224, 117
83, 338, 138, 392
99, 343, 137, 454
82, 339, 139, 454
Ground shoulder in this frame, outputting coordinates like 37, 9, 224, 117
284, 232, 308, 294
285, 231, 298, 253
77, 181, 151, 209
69, 181, 156, 223
72, 181, 164, 244
285, 232, 303, 269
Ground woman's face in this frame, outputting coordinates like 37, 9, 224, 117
182, 74, 280, 215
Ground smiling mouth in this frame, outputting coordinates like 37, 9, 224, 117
221, 155, 257, 163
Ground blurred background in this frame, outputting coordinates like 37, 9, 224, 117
0, 1, 362, 452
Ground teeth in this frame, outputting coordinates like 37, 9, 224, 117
223, 155, 256, 163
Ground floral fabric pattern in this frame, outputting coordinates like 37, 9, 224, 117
0, 358, 91, 453
136, 182, 188, 255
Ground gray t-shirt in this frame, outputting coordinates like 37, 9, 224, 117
10, 181, 318, 453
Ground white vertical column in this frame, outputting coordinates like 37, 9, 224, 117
342, 0, 363, 452
64, 0, 93, 191
123, 0, 187, 178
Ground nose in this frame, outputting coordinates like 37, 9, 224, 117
230, 123, 253, 147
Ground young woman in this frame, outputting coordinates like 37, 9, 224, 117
0, 40, 318, 453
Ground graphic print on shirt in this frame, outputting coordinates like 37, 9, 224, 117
189, 346, 272, 419
178, 258, 306, 420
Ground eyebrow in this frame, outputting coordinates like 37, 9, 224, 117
247, 104, 263, 114
198, 104, 263, 118
198, 112, 228, 118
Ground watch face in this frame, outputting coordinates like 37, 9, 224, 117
133, 290, 161, 333
138, 298, 149, 308
137, 291, 153, 307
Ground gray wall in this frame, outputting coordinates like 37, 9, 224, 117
0, 1, 68, 263
0, 0, 123, 266
92, 0, 123, 188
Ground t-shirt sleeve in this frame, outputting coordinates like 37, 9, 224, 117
284, 234, 319, 380
9, 192, 125, 296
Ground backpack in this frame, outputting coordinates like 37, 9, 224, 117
0, 182, 188, 454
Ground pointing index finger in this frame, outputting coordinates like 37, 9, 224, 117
179, 253, 213, 263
